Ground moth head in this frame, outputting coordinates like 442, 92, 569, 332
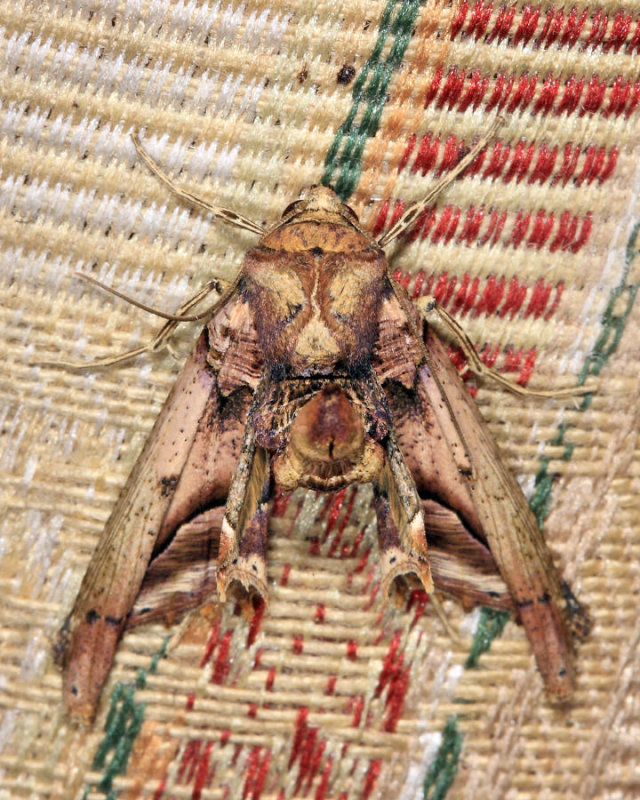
280, 185, 361, 228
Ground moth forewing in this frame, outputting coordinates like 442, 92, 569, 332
58, 320, 252, 722
418, 323, 578, 699
374, 268, 584, 699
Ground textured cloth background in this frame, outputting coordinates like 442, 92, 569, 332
1, 1, 639, 798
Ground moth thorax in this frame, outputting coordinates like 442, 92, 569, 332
294, 316, 341, 362
271, 385, 384, 491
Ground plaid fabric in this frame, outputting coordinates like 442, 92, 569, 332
1, 1, 639, 798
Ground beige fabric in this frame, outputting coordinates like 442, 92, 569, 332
1, 1, 639, 798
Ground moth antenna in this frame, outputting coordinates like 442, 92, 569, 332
132, 134, 265, 236
74, 272, 228, 321
378, 115, 503, 247
415, 295, 595, 398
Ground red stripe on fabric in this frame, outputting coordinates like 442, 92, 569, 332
231, 743, 242, 766
152, 777, 167, 800
243, 747, 271, 800
397, 265, 566, 383
323, 488, 347, 540
211, 630, 233, 684
270, 488, 291, 518
178, 740, 211, 786
450, 3, 638, 52
407, 589, 430, 627
287, 708, 331, 795
375, 634, 401, 693
314, 758, 333, 800
383, 202, 592, 252
401, 132, 617, 188
348, 695, 365, 726
423, 66, 639, 117
325, 675, 337, 695
266, 667, 276, 691
450, 343, 540, 389
247, 601, 265, 646
200, 618, 222, 667
363, 571, 381, 611
289, 708, 310, 769
191, 740, 215, 799
362, 759, 382, 799
345, 527, 365, 557
178, 740, 198, 783
326, 488, 358, 557
629, 18, 640, 53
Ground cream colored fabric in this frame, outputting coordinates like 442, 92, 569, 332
1, 1, 639, 798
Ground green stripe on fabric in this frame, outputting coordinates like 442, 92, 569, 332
322, 0, 425, 200
531, 219, 640, 527
465, 608, 510, 670
422, 717, 463, 800
83, 639, 169, 800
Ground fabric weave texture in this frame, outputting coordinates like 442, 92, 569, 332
0, 1, 639, 798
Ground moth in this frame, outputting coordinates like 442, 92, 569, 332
53, 119, 590, 723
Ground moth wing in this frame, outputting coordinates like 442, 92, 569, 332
418, 324, 576, 698
376, 292, 507, 599
420, 499, 515, 612
128, 507, 224, 628
59, 295, 261, 721
376, 288, 575, 699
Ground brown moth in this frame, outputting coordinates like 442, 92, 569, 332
53, 122, 590, 723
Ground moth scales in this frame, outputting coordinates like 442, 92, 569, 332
48, 117, 590, 722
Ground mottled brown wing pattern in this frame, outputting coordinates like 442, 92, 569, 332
375, 291, 512, 610
58, 298, 260, 721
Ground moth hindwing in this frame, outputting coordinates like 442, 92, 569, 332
56, 140, 588, 722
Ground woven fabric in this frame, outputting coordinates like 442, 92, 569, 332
1, 1, 639, 798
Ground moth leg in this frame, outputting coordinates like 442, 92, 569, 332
34, 278, 229, 370
133, 134, 265, 236
217, 438, 271, 613
374, 434, 433, 603
414, 295, 589, 398
562, 581, 592, 641
428, 593, 467, 646
149, 274, 243, 353
75, 271, 231, 321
